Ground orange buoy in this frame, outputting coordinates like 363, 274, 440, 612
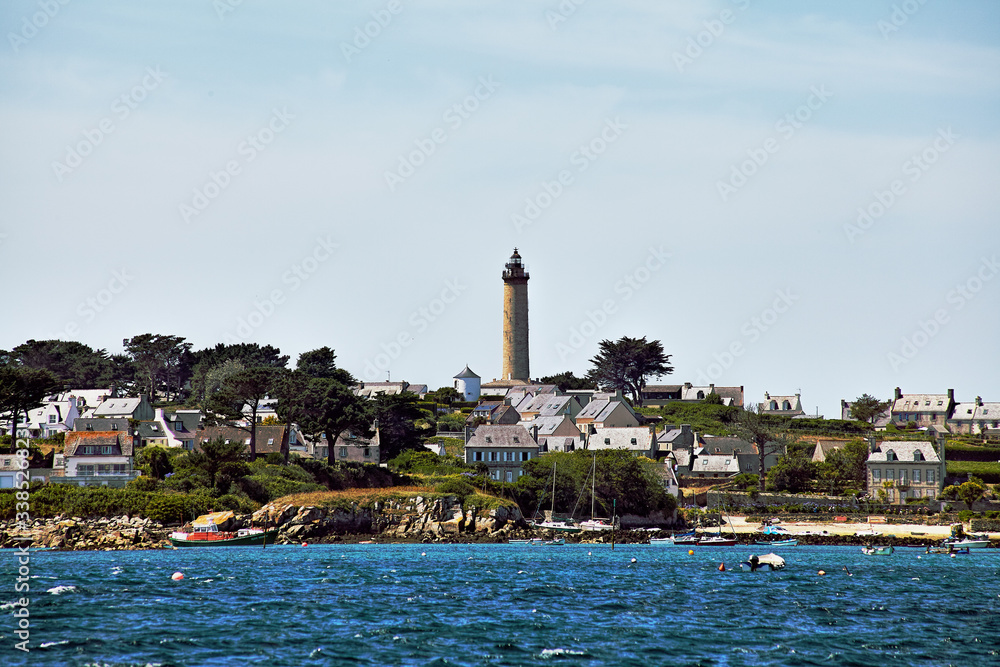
688, 550, 694, 555
718, 563, 725, 572
171, 572, 184, 581
818, 570, 826, 576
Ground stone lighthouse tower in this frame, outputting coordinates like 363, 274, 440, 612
502, 248, 530, 381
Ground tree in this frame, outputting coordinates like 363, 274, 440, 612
766, 450, 815, 493
371, 392, 424, 461
0, 366, 61, 439
199, 437, 249, 487
297, 378, 372, 467
586, 336, 673, 406
428, 386, 462, 406
123, 334, 192, 401
296, 347, 354, 384
957, 480, 985, 510
11, 339, 114, 388
539, 371, 594, 392
849, 393, 892, 425
135, 445, 174, 480
703, 392, 724, 405
730, 404, 787, 491
818, 439, 869, 494
206, 366, 279, 458
190, 343, 289, 404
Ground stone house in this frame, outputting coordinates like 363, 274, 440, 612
464, 424, 538, 483
866, 439, 945, 503
889, 388, 955, 429
58, 431, 140, 487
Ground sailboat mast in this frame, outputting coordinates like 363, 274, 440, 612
591, 455, 596, 520
551, 463, 556, 517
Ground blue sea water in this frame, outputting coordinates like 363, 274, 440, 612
1, 544, 998, 666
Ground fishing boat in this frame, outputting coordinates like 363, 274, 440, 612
169, 512, 278, 547
927, 545, 970, 555
755, 538, 798, 547
861, 545, 894, 555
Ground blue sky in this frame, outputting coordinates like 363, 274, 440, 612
1, 0, 998, 417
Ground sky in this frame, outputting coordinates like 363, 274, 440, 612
1, 0, 998, 418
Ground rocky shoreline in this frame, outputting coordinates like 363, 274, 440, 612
2, 495, 995, 551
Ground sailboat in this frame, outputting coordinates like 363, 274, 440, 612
578, 455, 614, 532
698, 509, 738, 546
530, 463, 582, 533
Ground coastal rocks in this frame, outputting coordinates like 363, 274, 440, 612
253, 495, 526, 543
0, 515, 170, 551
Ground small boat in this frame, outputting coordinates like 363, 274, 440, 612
755, 538, 798, 547
579, 518, 615, 532
942, 536, 990, 549
927, 545, 970, 555
531, 519, 583, 533
738, 553, 785, 571
509, 537, 565, 546
698, 535, 738, 546
650, 531, 699, 546
169, 512, 277, 547
862, 545, 894, 555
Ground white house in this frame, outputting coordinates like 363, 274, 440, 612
59, 431, 139, 487
15, 396, 81, 438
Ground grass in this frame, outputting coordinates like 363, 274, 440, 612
946, 461, 1000, 484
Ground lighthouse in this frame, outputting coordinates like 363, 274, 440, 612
502, 248, 530, 381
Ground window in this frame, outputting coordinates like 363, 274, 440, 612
364, 448, 371, 458
927, 469, 935, 483
339, 447, 347, 458
267, 438, 274, 445
914, 450, 925, 461
604, 438, 611, 445
697, 391, 704, 399
474, 451, 483, 462
513, 437, 520, 443
485, 436, 492, 443
886, 469, 895, 481
912, 470, 921, 483
101, 446, 114, 454
490, 451, 498, 462
630, 438, 637, 445
885, 450, 897, 461
491, 470, 500, 481
899, 471, 907, 484
782, 401, 791, 410
873, 469, 881, 481
506, 471, 513, 482
48, 414, 57, 423
521, 452, 529, 461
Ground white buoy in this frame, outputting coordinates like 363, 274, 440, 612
171, 572, 184, 581
631, 558, 637, 563
421, 552, 426, 556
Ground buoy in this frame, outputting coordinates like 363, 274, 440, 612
301, 542, 308, 547
718, 563, 725, 572
421, 552, 426, 556
688, 550, 694, 555
171, 572, 184, 581
631, 558, 637, 563
588, 551, 592, 556
950, 553, 956, 558
818, 570, 826, 576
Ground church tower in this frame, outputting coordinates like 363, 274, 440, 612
502, 248, 530, 381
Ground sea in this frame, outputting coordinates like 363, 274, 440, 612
1, 543, 998, 666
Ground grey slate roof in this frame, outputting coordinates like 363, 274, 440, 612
868, 440, 941, 463
64, 431, 135, 457
74, 418, 130, 433
454, 365, 480, 379
465, 425, 537, 449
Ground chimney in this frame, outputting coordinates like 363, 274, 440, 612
947, 388, 954, 403
895, 387, 902, 400
976, 396, 983, 406
708, 383, 715, 394
531, 425, 539, 443
868, 435, 877, 453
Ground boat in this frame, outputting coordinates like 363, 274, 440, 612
943, 537, 990, 549
698, 535, 738, 546
755, 538, 798, 547
738, 553, 785, 571
169, 512, 278, 547
862, 545, 894, 555
530, 463, 583, 533
927, 545, 970, 555
578, 455, 615, 532
509, 538, 565, 546
650, 531, 699, 546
